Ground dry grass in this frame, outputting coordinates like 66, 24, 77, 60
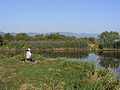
18, 84, 37, 90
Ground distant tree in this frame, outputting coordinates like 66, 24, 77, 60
45, 33, 66, 40
3, 33, 14, 41
109, 31, 120, 41
15, 33, 30, 41
0, 35, 4, 46
35, 34, 46, 40
99, 31, 119, 43
98, 31, 120, 49
98, 31, 109, 43
65, 36, 76, 40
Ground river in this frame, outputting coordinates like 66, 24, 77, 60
35, 51, 120, 78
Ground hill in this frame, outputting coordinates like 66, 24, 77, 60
22, 32, 99, 38
0, 31, 99, 38
0, 31, 5, 34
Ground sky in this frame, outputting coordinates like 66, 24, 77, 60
0, 0, 120, 34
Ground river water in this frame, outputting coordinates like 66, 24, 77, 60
35, 51, 120, 77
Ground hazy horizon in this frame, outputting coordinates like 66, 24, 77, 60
0, 0, 120, 34
0, 30, 119, 35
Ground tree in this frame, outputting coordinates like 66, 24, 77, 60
98, 31, 120, 49
15, 33, 30, 41
109, 31, 120, 41
45, 33, 66, 40
3, 33, 14, 41
99, 31, 109, 43
99, 31, 120, 43
35, 34, 46, 40
0, 35, 4, 46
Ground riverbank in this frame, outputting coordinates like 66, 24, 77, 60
0, 48, 120, 52
0, 54, 120, 90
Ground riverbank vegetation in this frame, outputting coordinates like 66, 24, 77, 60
98, 31, 120, 49
0, 31, 120, 89
0, 54, 120, 90
0, 31, 120, 51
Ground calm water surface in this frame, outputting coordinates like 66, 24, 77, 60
35, 51, 120, 77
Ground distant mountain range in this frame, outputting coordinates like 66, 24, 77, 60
0, 31, 5, 34
0, 31, 99, 38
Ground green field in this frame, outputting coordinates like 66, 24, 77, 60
0, 54, 120, 90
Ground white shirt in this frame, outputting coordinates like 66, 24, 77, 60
26, 51, 31, 58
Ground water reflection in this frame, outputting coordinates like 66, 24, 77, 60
34, 51, 89, 59
99, 58, 120, 69
1, 50, 120, 71
96, 51, 120, 78
33, 51, 120, 69
37, 51, 120, 71
97, 51, 120, 60
97, 51, 120, 69
1, 50, 120, 78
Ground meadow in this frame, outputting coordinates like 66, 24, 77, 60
0, 53, 120, 90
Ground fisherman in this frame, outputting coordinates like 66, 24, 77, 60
20, 48, 35, 62
26, 48, 32, 61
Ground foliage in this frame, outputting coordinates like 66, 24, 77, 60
45, 33, 66, 40
0, 31, 120, 49
35, 34, 47, 40
6, 40, 88, 50
7, 41, 26, 50
0, 35, 4, 46
98, 31, 120, 49
114, 41, 120, 49
98, 44, 103, 49
3, 33, 14, 41
0, 54, 120, 90
79, 37, 96, 43
101, 41, 120, 49
14, 33, 31, 41
99, 31, 120, 43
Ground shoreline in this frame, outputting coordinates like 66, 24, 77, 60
0, 48, 120, 52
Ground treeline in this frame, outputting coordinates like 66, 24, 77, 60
0, 31, 120, 50
0, 32, 96, 42
0, 33, 91, 50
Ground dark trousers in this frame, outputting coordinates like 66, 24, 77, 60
20, 57, 35, 62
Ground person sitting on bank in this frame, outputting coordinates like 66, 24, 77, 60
20, 48, 35, 62
26, 48, 32, 61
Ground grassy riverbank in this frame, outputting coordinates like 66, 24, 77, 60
0, 54, 120, 90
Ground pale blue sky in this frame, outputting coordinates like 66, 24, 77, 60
0, 0, 120, 34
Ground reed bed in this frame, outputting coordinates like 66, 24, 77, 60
6, 40, 89, 50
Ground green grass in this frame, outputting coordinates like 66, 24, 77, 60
0, 54, 120, 90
